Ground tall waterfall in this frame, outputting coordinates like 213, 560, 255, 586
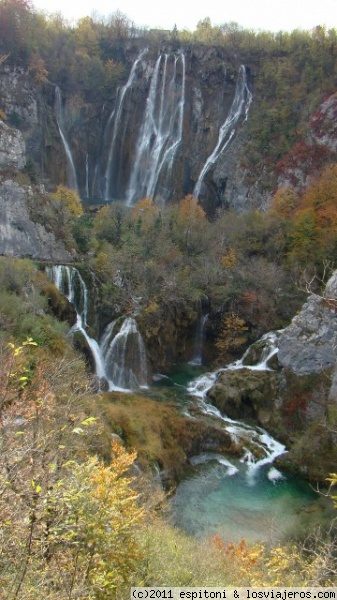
55, 87, 79, 193
194, 65, 252, 200
126, 52, 186, 205
46, 266, 149, 391
104, 48, 148, 201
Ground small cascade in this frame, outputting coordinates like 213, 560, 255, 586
46, 266, 149, 391
194, 65, 252, 200
126, 52, 186, 205
55, 87, 79, 194
187, 330, 285, 482
100, 317, 149, 390
104, 49, 148, 200
189, 298, 209, 366
188, 331, 281, 398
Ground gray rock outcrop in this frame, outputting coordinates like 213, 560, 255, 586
278, 272, 337, 375
0, 179, 72, 262
0, 120, 26, 170
0, 66, 38, 130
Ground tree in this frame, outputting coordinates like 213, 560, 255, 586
131, 197, 160, 234
174, 194, 208, 256
290, 164, 337, 267
216, 312, 248, 361
269, 186, 299, 219
0, 339, 144, 598
52, 185, 83, 218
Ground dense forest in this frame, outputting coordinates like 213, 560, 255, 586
2, 0, 337, 597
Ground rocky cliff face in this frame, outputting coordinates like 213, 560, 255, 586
277, 92, 337, 192
0, 118, 72, 262
0, 178, 72, 261
0, 66, 44, 167
59, 44, 253, 213
0, 120, 26, 170
278, 276, 337, 375
0, 46, 255, 214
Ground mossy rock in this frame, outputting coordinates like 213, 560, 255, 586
207, 368, 280, 425
85, 392, 241, 487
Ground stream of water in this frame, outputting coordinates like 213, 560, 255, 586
155, 353, 332, 544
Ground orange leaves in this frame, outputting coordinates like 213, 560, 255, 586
270, 163, 337, 266
269, 186, 299, 219
177, 194, 206, 221
211, 535, 265, 584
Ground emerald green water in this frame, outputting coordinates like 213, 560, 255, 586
148, 365, 333, 544
170, 460, 332, 544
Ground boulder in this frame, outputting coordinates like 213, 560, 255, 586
278, 274, 337, 375
207, 368, 281, 428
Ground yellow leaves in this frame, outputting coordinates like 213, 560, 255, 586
264, 544, 305, 586
216, 312, 248, 359
30, 480, 42, 493
269, 186, 299, 219
131, 197, 160, 232
93, 250, 114, 279
52, 185, 83, 218
221, 247, 237, 269
144, 300, 160, 316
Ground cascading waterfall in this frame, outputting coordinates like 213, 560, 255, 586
100, 317, 149, 390
126, 52, 186, 205
104, 48, 148, 201
46, 265, 105, 379
46, 266, 149, 391
187, 331, 285, 483
55, 87, 79, 194
194, 65, 252, 199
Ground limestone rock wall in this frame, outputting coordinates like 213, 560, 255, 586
0, 178, 72, 262
0, 120, 26, 170
278, 271, 337, 375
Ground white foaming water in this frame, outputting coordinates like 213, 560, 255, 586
46, 266, 149, 391
104, 49, 148, 200
126, 52, 186, 205
268, 466, 284, 483
187, 330, 286, 482
55, 87, 79, 194
194, 65, 252, 199
101, 317, 149, 391
190, 453, 239, 477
